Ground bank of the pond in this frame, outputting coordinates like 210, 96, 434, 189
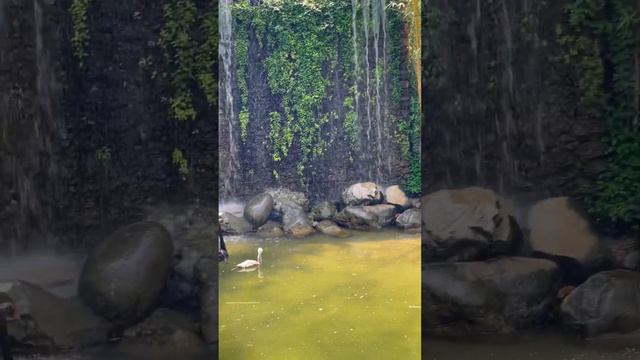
424, 333, 640, 360
220, 230, 421, 360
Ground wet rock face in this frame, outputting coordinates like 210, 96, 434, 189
256, 220, 284, 238
422, 187, 520, 262
1, 280, 107, 350
423, 257, 560, 336
561, 270, 640, 337
396, 208, 421, 230
335, 205, 396, 229
315, 220, 349, 238
220, 212, 253, 235
341, 182, 383, 206
310, 201, 337, 221
527, 197, 609, 271
282, 208, 315, 238
78, 222, 174, 326
243, 193, 274, 226
384, 185, 410, 208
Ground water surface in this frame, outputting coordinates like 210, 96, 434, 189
220, 231, 421, 360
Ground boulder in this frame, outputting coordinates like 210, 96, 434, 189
310, 201, 337, 221
527, 197, 608, 271
315, 220, 349, 238
384, 185, 411, 208
256, 220, 285, 238
2, 280, 107, 349
422, 187, 520, 262
423, 257, 560, 336
243, 193, 274, 226
561, 270, 640, 336
410, 198, 421, 208
219, 212, 253, 234
605, 238, 640, 270
341, 182, 383, 206
78, 221, 174, 326
335, 205, 395, 229
282, 208, 315, 238
396, 208, 421, 230
265, 188, 309, 213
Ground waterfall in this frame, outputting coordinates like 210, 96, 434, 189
351, 0, 388, 183
219, 0, 238, 199
350, 0, 360, 151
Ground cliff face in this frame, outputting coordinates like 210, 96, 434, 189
424, 0, 608, 201
0, 0, 217, 253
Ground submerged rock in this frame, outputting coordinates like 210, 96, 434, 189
78, 221, 174, 326
315, 220, 349, 238
121, 308, 205, 356
396, 208, 421, 230
335, 205, 396, 229
423, 257, 560, 336
2, 280, 107, 350
341, 182, 383, 206
243, 193, 274, 226
527, 197, 609, 273
561, 270, 640, 336
384, 185, 411, 208
219, 212, 253, 234
256, 220, 285, 238
310, 201, 337, 221
282, 208, 315, 238
422, 187, 520, 262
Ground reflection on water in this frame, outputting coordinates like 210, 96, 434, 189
425, 333, 640, 360
220, 231, 421, 360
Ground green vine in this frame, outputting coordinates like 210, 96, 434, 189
70, 0, 91, 66
172, 148, 190, 177
160, 0, 217, 121
559, 0, 640, 232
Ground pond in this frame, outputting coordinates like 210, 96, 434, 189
424, 332, 640, 360
219, 230, 421, 360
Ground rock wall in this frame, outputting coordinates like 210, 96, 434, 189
423, 0, 608, 202
0, 0, 217, 253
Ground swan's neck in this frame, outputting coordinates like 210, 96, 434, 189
257, 253, 262, 264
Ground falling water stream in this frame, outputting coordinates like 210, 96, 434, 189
219, 0, 239, 200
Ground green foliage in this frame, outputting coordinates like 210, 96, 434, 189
70, 0, 91, 66
96, 146, 111, 162
172, 148, 190, 177
394, 99, 421, 196
160, 0, 217, 121
560, 0, 640, 231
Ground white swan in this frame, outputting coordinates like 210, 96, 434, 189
232, 248, 263, 271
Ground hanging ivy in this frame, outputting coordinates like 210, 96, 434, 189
70, 0, 91, 66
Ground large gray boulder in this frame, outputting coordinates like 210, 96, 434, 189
527, 197, 609, 270
422, 187, 520, 262
265, 188, 309, 213
310, 201, 337, 221
256, 220, 285, 238
561, 270, 640, 336
341, 182, 383, 206
219, 212, 253, 234
314, 220, 349, 238
335, 205, 396, 229
78, 222, 174, 326
243, 193, 274, 226
384, 185, 411, 208
282, 207, 315, 238
396, 208, 421, 230
423, 257, 560, 336
1, 280, 107, 349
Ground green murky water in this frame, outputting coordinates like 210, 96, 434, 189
219, 230, 421, 360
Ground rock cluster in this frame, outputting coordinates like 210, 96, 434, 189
423, 187, 640, 341
219, 183, 421, 239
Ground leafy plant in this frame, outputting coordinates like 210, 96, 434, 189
70, 0, 91, 66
